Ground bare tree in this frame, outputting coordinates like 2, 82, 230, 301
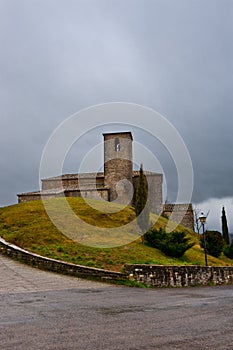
193, 207, 201, 234
194, 207, 210, 234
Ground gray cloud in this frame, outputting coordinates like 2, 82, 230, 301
0, 0, 233, 230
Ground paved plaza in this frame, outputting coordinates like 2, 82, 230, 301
1, 254, 233, 350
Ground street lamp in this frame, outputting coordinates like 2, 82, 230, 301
199, 212, 208, 266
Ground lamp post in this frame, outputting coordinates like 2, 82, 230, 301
199, 212, 208, 266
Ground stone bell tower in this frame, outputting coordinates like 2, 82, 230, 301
103, 132, 133, 203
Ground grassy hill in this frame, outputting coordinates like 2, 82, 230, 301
0, 197, 232, 271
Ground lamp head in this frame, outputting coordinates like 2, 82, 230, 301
199, 212, 207, 224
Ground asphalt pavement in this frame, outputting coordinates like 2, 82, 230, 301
0, 254, 233, 350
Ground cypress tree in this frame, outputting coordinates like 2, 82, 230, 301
134, 164, 150, 242
222, 206, 230, 245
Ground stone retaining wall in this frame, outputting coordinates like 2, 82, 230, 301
1, 237, 233, 287
0, 237, 127, 282
125, 264, 233, 287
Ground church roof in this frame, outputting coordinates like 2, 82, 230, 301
42, 170, 162, 181
42, 172, 104, 181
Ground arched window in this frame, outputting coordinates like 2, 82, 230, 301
115, 138, 120, 151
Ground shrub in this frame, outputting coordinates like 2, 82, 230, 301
161, 212, 169, 220
144, 228, 164, 248
200, 230, 224, 258
223, 244, 233, 259
144, 229, 194, 258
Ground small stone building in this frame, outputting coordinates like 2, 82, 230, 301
17, 131, 194, 230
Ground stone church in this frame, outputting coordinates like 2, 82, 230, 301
17, 131, 194, 230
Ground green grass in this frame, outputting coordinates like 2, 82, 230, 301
0, 197, 232, 271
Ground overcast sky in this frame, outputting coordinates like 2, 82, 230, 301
1, 0, 233, 232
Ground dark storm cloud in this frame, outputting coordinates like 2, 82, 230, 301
0, 0, 233, 217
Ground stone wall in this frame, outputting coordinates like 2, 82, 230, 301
0, 237, 127, 282
42, 179, 68, 190
125, 264, 233, 287
18, 191, 64, 203
42, 173, 105, 191
163, 203, 194, 231
18, 193, 41, 203
132, 173, 163, 214
64, 188, 109, 201
1, 237, 233, 287
18, 188, 109, 203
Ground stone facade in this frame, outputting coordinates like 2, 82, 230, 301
163, 203, 194, 231
104, 132, 133, 203
41, 172, 105, 191
18, 131, 164, 214
125, 264, 233, 287
133, 172, 163, 214
17, 131, 194, 230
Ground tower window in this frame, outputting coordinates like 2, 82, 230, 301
115, 138, 120, 151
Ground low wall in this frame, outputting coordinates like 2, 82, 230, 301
125, 264, 233, 287
1, 237, 233, 287
0, 237, 127, 282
